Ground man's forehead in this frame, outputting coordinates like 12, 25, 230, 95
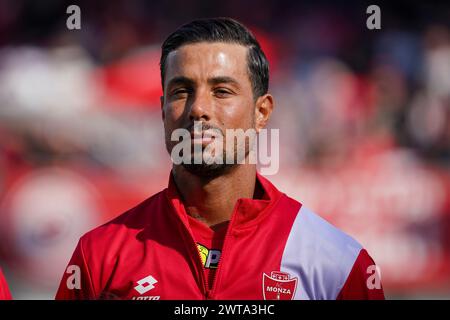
165, 42, 249, 78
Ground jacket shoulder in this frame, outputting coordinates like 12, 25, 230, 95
80, 190, 166, 249
295, 205, 362, 252
281, 205, 363, 299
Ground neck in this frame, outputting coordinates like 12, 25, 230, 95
172, 164, 259, 228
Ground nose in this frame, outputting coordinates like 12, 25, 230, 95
188, 90, 212, 122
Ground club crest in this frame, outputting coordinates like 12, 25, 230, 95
262, 271, 298, 300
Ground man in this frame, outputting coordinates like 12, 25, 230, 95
56, 18, 384, 300
0, 267, 12, 300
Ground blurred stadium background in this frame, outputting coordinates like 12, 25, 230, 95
0, 0, 449, 299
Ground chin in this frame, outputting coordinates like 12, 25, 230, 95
182, 162, 236, 178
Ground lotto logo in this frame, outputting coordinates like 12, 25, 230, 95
134, 275, 158, 295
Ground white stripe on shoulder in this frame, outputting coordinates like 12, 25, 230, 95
280, 205, 362, 300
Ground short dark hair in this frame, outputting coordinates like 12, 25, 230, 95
160, 17, 269, 99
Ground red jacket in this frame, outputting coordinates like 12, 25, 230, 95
56, 173, 384, 300
0, 267, 12, 300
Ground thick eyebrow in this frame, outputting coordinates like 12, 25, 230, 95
166, 76, 195, 90
166, 75, 241, 91
208, 76, 240, 87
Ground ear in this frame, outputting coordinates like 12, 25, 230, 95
160, 95, 165, 121
254, 94, 274, 133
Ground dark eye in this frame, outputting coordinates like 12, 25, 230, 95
214, 88, 233, 98
171, 88, 191, 99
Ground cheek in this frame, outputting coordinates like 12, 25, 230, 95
164, 102, 184, 120
163, 103, 184, 130
162, 108, 178, 143
221, 99, 255, 129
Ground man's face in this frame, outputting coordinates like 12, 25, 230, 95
161, 42, 258, 177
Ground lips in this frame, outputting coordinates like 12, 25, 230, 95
190, 129, 221, 144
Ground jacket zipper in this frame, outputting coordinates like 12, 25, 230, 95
173, 198, 241, 299
205, 199, 240, 299
178, 218, 211, 299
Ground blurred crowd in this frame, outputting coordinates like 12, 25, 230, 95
0, 0, 449, 299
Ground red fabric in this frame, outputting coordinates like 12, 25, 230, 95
55, 172, 384, 300
0, 267, 12, 300
337, 249, 385, 300
187, 215, 228, 290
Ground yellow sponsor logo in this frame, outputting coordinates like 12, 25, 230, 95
196, 243, 221, 269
